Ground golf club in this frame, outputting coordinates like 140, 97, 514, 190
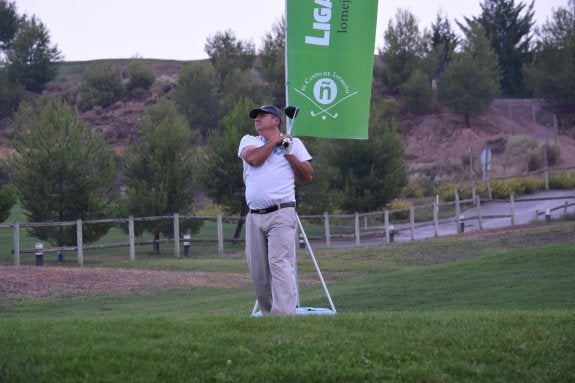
284, 105, 300, 135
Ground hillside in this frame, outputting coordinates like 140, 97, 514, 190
402, 99, 575, 178
2, 59, 574, 179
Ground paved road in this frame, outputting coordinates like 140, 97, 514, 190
308, 189, 575, 248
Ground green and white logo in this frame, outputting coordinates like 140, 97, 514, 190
293, 72, 359, 121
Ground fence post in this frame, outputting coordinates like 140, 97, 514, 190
384, 210, 390, 243
12, 223, 20, 266
217, 214, 224, 256
455, 191, 461, 234
76, 219, 84, 266
409, 205, 415, 241
433, 197, 439, 238
354, 212, 360, 246
173, 213, 180, 258
324, 212, 331, 248
128, 216, 136, 261
510, 195, 515, 226
477, 196, 483, 230
544, 144, 549, 191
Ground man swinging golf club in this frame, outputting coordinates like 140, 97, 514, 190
238, 105, 313, 315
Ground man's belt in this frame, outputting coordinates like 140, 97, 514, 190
250, 202, 296, 214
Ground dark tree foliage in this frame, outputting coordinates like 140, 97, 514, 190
5, 15, 62, 93
78, 63, 124, 110
197, 97, 254, 215
123, 98, 200, 254
0, 2, 61, 116
7, 96, 118, 246
0, 0, 18, 49
460, 0, 535, 97
438, 23, 501, 127
0, 186, 16, 222
430, 12, 459, 78
0, 67, 24, 117
327, 100, 407, 213
526, 0, 575, 111
379, 9, 428, 95
258, 17, 286, 106
204, 29, 256, 87
401, 68, 433, 115
175, 63, 219, 136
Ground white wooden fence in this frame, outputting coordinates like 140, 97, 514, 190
4, 191, 574, 266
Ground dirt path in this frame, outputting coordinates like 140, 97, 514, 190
0, 266, 251, 302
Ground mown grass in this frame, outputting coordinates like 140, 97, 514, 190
1, 222, 574, 382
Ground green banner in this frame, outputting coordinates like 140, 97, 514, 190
286, 0, 378, 139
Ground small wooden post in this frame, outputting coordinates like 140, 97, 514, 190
76, 219, 84, 266
324, 212, 331, 248
12, 223, 20, 266
455, 191, 461, 234
510, 195, 515, 226
217, 214, 224, 255
173, 213, 180, 258
433, 197, 439, 238
354, 212, 360, 246
128, 216, 135, 261
409, 205, 415, 241
477, 196, 483, 230
384, 210, 390, 243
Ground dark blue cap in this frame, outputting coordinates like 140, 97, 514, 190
249, 105, 282, 120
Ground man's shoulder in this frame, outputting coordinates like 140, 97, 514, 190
239, 135, 259, 144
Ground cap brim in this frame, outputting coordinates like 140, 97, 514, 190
249, 108, 264, 118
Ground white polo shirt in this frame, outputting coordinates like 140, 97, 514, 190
238, 135, 312, 210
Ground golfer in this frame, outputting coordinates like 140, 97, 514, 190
238, 105, 313, 315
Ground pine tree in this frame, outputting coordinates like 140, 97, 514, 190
7, 96, 118, 246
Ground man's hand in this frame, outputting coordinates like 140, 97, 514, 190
282, 136, 294, 156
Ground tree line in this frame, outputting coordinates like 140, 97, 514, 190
0, 0, 573, 251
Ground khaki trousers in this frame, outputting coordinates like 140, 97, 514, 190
245, 207, 297, 315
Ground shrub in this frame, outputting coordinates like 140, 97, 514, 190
434, 183, 458, 202
521, 177, 545, 194
126, 60, 156, 94
402, 175, 434, 198
78, 63, 123, 111
549, 171, 575, 189
546, 144, 561, 166
528, 152, 543, 172
387, 198, 411, 220
490, 180, 514, 199
400, 69, 433, 115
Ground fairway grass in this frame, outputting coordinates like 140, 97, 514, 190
1, 222, 574, 382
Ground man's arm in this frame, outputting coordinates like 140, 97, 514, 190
240, 135, 283, 166
285, 155, 313, 184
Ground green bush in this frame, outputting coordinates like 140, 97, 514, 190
549, 171, 575, 189
400, 69, 433, 115
528, 152, 543, 172
488, 180, 513, 199
387, 198, 411, 220
488, 178, 546, 199
546, 144, 561, 166
435, 183, 458, 202
126, 60, 156, 94
78, 63, 124, 110
521, 177, 545, 194
403, 176, 434, 198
